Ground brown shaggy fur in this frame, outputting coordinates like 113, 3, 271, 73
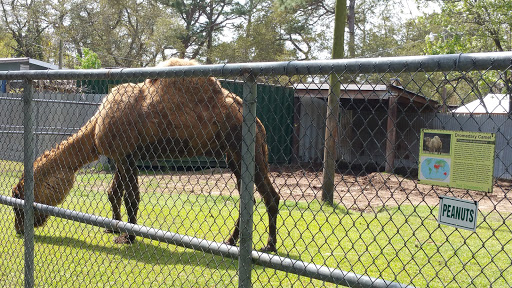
13, 58, 280, 252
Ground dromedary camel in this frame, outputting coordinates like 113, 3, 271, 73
12, 58, 280, 252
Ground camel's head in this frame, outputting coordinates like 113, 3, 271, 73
12, 176, 50, 235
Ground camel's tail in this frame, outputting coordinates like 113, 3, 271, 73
256, 119, 271, 172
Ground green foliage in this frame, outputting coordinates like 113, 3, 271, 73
211, 8, 296, 63
0, 0, 50, 60
65, 0, 179, 67
75, 48, 101, 69
211, 0, 333, 63
424, 0, 512, 54
157, 0, 242, 63
416, 0, 512, 104
424, 29, 472, 55
0, 32, 15, 57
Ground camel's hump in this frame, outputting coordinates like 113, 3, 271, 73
156, 58, 199, 68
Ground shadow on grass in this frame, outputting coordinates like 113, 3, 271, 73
280, 199, 351, 215
33, 233, 238, 271
328, 202, 350, 214
320, 201, 351, 215
31, 231, 295, 274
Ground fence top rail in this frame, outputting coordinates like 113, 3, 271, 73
0, 52, 511, 80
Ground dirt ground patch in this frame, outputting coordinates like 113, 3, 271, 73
137, 165, 512, 213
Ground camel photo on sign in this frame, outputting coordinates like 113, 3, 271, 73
422, 132, 451, 155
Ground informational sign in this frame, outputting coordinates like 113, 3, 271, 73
438, 195, 478, 231
418, 129, 496, 193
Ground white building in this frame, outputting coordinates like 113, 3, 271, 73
453, 94, 510, 114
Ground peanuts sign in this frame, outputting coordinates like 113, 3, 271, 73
438, 195, 478, 231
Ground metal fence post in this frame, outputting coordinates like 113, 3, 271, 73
238, 72, 257, 287
23, 79, 35, 288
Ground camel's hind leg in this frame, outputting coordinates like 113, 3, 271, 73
110, 155, 140, 244
254, 142, 280, 253
224, 141, 280, 253
105, 168, 124, 234
224, 152, 242, 246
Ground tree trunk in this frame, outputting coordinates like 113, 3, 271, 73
322, 0, 346, 204
205, 1, 214, 64
385, 96, 397, 173
348, 0, 356, 58
59, 39, 63, 69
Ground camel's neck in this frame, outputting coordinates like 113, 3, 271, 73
34, 118, 99, 177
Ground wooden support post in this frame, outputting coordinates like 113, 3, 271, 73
292, 96, 301, 164
338, 110, 353, 163
322, 0, 346, 204
322, 82, 340, 204
385, 96, 398, 173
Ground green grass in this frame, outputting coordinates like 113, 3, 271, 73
1, 166, 512, 287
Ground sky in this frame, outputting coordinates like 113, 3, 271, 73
401, 0, 441, 19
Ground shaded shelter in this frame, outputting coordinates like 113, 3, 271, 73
293, 81, 438, 173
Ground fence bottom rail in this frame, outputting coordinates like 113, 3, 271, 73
0, 194, 413, 288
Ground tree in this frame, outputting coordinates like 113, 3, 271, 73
211, 14, 294, 63
211, 2, 307, 63
211, 0, 334, 63
323, 0, 346, 204
424, 0, 512, 53
48, 0, 70, 68
75, 48, 101, 69
350, 0, 405, 57
277, 0, 334, 60
157, 0, 241, 63
0, 0, 51, 59
421, 0, 512, 105
0, 31, 15, 57
347, 0, 355, 57
61, 0, 183, 68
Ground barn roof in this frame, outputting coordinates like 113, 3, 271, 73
0, 57, 59, 71
293, 82, 438, 110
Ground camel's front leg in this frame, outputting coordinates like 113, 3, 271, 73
114, 155, 140, 244
105, 169, 124, 234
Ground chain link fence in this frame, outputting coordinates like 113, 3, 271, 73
1, 53, 511, 287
